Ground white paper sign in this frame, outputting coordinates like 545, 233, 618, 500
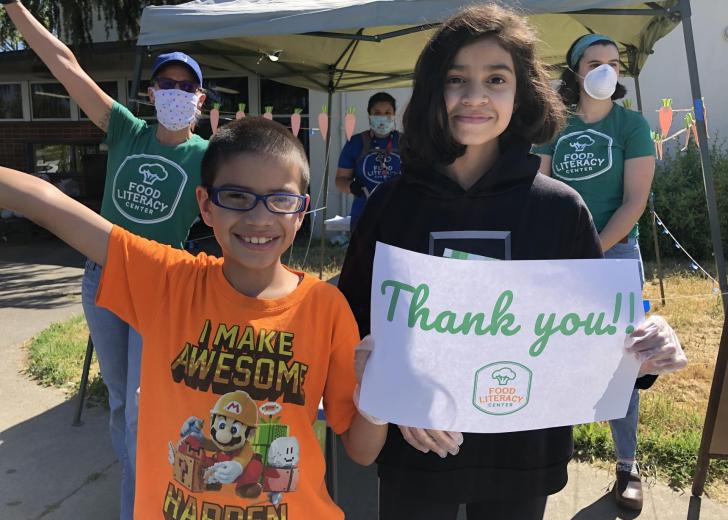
359, 243, 644, 433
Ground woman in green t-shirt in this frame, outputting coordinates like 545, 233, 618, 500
534, 34, 655, 512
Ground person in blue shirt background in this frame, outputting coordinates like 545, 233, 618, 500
335, 92, 402, 231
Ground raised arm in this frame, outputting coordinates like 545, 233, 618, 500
3, 1, 114, 131
0, 166, 112, 265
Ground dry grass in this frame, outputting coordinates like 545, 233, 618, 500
642, 261, 723, 410
284, 234, 349, 280
637, 262, 726, 501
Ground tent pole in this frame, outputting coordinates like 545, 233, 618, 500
633, 74, 644, 114
128, 46, 145, 115
677, 0, 727, 304
680, 0, 728, 497
649, 193, 666, 305
319, 67, 335, 280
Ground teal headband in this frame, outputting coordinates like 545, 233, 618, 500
568, 34, 617, 69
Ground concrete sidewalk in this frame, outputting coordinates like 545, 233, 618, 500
1, 238, 727, 519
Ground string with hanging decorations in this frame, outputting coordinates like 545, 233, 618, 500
620, 96, 719, 302
642, 97, 709, 160
651, 209, 721, 294
129, 98, 342, 137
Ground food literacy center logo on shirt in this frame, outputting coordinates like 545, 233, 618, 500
552, 129, 613, 181
473, 361, 532, 415
362, 151, 401, 184
112, 154, 187, 223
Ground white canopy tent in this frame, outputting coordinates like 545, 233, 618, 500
137, 0, 680, 91
133, 2, 727, 498
133, 0, 717, 280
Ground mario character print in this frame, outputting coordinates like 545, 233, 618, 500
168, 390, 264, 499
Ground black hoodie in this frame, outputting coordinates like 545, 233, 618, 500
338, 136, 606, 501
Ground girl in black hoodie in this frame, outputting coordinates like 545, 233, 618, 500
339, 4, 685, 519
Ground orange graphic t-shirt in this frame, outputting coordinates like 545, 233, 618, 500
97, 227, 359, 520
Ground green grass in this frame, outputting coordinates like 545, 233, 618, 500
574, 393, 728, 494
26, 314, 107, 405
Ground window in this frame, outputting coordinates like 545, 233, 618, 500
34, 144, 74, 176
31, 82, 71, 119
80, 81, 119, 120
0, 83, 23, 119
195, 76, 249, 139
33, 143, 107, 203
127, 79, 155, 119
260, 79, 310, 157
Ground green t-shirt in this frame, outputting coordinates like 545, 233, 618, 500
533, 103, 653, 237
100, 102, 208, 248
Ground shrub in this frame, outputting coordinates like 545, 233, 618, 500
638, 140, 728, 265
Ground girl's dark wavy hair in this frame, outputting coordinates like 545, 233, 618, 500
558, 38, 627, 106
401, 3, 566, 169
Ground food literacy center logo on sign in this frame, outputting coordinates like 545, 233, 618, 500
473, 361, 532, 415
112, 154, 187, 223
552, 129, 613, 181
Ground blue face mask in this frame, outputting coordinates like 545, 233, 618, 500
369, 115, 395, 136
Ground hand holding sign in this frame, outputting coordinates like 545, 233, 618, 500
626, 315, 687, 376
353, 336, 387, 426
355, 335, 462, 455
398, 426, 463, 458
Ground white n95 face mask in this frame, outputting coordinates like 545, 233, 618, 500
582, 64, 618, 101
153, 89, 201, 131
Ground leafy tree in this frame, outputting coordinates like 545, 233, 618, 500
0, 1, 187, 51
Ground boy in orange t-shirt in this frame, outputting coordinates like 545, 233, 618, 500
0, 117, 388, 519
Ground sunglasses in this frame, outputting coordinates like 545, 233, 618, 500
154, 77, 200, 94
207, 187, 308, 214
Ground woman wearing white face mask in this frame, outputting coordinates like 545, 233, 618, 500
534, 34, 655, 512
2, 3, 209, 519
335, 92, 403, 231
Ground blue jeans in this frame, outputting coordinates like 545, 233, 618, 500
81, 260, 142, 520
604, 237, 643, 461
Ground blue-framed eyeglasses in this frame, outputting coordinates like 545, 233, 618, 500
207, 187, 308, 214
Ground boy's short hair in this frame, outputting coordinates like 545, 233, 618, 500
367, 92, 396, 114
201, 117, 310, 193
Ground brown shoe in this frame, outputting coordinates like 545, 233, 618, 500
615, 469, 643, 510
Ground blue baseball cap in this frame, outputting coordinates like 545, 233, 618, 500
151, 52, 203, 87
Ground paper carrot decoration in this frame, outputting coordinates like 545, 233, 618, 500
682, 114, 692, 151
291, 108, 303, 137
658, 98, 673, 137
681, 113, 694, 151
318, 105, 329, 142
691, 113, 700, 146
702, 97, 710, 138
263, 106, 274, 120
344, 106, 356, 141
236, 103, 246, 120
651, 131, 663, 160
210, 103, 221, 135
